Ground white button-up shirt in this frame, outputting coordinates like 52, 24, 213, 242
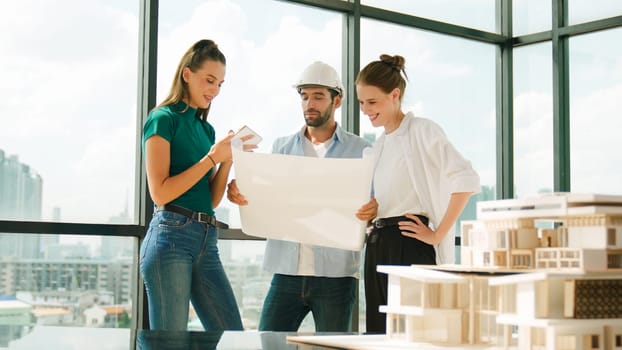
371, 112, 481, 264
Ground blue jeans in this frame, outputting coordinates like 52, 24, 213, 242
258, 274, 356, 332
139, 210, 243, 331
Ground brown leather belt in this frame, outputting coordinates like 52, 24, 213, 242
155, 204, 217, 227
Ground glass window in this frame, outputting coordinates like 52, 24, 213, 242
362, 0, 497, 33
0, 233, 137, 337
0, 0, 140, 224
513, 43, 553, 197
157, 0, 343, 330
513, 0, 551, 36
569, 0, 622, 25
569, 28, 622, 195
359, 18, 496, 201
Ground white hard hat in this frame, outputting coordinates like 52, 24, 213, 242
293, 61, 344, 96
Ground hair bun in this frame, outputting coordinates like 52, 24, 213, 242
379, 54, 405, 71
193, 39, 217, 52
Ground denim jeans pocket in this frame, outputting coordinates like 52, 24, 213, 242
156, 211, 191, 229
140, 212, 191, 260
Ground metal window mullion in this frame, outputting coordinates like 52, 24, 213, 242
343, 0, 361, 332
558, 15, 622, 37
342, 0, 360, 135
512, 30, 553, 47
137, 0, 158, 228
552, 0, 570, 192
135, 0, 159, 337
0, 221, 144, 236
360, 5, 506, 44
278, 0, 353, 13
496, 0, 513, 199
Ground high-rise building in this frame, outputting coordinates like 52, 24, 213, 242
0, 149, 43, 221
0, 257, 134, 305
0, 149, 44, 260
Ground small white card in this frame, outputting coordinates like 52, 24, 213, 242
232, 125, 262, 146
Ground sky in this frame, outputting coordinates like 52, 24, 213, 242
1, 0, 621, 232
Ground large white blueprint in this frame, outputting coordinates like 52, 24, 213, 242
232, 146, 374, 251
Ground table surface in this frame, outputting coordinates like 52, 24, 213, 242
1, 326, 365, 350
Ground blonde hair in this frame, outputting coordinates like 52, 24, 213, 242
356, 54, 408, 102
157, 39, 226, 121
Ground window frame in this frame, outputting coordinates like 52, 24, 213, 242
1, 0, 621, 347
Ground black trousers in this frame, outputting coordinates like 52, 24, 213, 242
364, 219, 436, 334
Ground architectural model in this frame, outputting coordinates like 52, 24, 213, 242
288, 193, 622, 350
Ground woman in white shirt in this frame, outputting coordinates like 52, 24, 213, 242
356, 54, 481, 333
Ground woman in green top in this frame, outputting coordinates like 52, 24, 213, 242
140, 39, 250, 331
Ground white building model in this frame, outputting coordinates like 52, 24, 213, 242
379, 193, 622, 350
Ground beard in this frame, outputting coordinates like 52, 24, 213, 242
304, 102, 333, 128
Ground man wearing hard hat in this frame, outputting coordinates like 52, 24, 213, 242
227, 61, 377, 332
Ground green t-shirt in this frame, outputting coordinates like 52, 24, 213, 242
142, 101, 215, 214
